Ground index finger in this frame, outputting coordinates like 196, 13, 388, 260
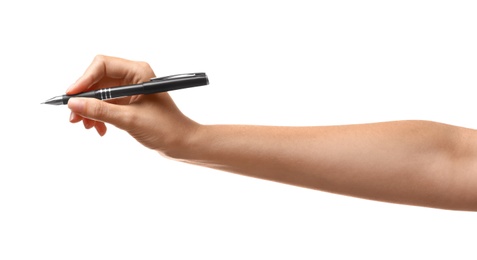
66, 55, 135, 95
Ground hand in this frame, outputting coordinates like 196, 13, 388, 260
67, 55, 199, 156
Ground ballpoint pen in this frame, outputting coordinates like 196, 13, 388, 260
42, 72, 209, 105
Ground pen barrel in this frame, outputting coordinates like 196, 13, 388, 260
66, 90, 98, 102
104, 84, 145, 99
67, 73, 209, 102
97, 74, 209, 100
65, 85, 143, 102
142, 74, 209, 94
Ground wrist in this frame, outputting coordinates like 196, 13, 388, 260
158, 120, 206, 160
167, 123, 220, 165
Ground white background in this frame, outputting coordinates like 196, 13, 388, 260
1, 1, 476, 259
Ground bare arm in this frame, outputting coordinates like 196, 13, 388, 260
176, 121, 477, 211
67, 55, 477, 211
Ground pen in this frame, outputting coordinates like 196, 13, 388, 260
42, 72, 209, 105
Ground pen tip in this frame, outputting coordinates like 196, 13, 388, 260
42, 96, 65, 105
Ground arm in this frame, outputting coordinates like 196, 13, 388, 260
178, 121, 477, 211
67, 55, 477, 211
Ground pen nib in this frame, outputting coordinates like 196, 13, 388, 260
42, 96, 65, 105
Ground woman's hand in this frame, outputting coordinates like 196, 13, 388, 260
67, 55, 199, 156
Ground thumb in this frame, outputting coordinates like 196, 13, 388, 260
68, 98, 130, 130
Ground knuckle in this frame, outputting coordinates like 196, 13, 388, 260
93, 54, 106, 62
138, 61, 152, 70
137, 61, 154, 77
92, 55, 107, 69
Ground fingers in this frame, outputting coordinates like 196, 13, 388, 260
68, 98, 132, 131
69, 111, 82, 123
83, 118, 95, 129
69, 111, 108, 136
66, 55, 156, 137
66, 55, 136, 95
94, 122, 107, 136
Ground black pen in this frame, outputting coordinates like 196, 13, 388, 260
42, 72, 209, 105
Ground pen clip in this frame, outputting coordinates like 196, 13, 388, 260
150, 73, 204, 82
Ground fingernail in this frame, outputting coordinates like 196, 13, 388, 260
67, 98, 85, 114
69, 112, 75, 122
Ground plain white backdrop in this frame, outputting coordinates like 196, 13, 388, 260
1, 1, 477, 259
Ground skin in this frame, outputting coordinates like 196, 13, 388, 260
67, 55, 477, 211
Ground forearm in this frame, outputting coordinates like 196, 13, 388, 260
175, 120, 477, 211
